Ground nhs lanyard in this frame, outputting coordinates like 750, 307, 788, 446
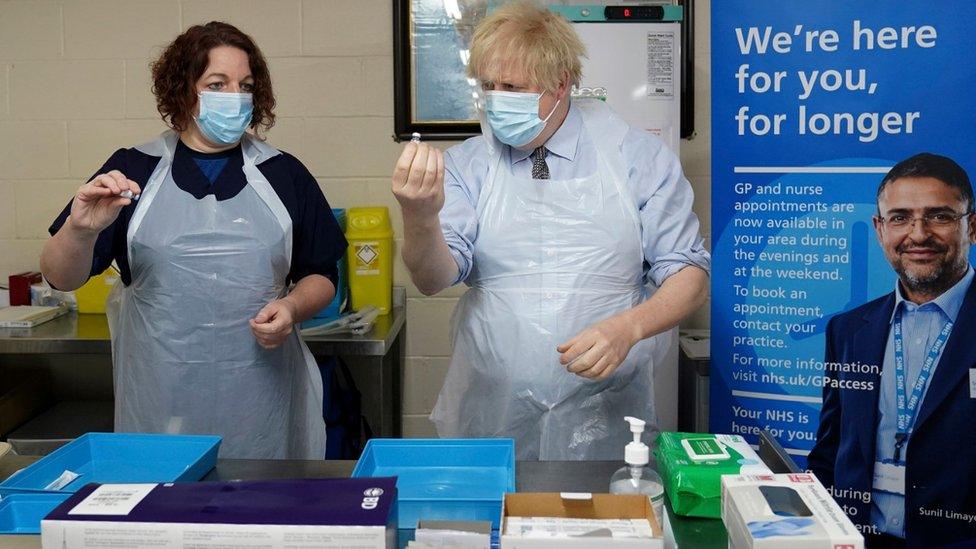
891, 307, 953, 463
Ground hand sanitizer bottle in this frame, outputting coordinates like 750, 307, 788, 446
609, 416, 665, 528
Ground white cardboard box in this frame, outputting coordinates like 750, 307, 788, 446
500, 492, 663, 548
721, 473, 864, 548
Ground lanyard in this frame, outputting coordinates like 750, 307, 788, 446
892, 307, 953, 462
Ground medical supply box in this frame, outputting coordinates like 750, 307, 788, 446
500, 492, 663, 548
346, 207, 394, 315
721, 473, 864, 548
41, 477, 398, 549
654, 432, 771, 518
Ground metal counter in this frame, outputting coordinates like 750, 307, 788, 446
0, 289, 407, 438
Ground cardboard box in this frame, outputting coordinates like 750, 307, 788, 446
42, 477, 398, 549
500, 492, 662, 548
721, 473, 864, 548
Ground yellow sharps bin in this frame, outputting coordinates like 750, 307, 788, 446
345, 207, 394, 315
75, 268, 120, 313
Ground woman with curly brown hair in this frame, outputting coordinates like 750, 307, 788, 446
40, 22, 346, 459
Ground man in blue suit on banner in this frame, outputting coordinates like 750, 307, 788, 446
809, 153, 976, 548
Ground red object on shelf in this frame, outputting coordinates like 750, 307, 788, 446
8, 271, 42, 306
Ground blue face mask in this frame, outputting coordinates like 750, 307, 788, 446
195, 91, 254, 146
485, 90, 560, 148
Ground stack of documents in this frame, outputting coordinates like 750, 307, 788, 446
0, 305, 68, 328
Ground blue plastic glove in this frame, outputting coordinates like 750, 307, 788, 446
747, 517, 816, 538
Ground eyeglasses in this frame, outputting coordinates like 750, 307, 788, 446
875, 211, 972, 230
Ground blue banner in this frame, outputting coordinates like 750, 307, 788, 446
710, 0, 976, 467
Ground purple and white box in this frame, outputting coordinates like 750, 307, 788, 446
41, 477, 397, 549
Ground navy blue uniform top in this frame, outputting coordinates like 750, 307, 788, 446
49, 139, 347, 288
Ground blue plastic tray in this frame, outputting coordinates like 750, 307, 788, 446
352, 438, 515, 530
0, 432, 221, 496
0, 493, 70, 534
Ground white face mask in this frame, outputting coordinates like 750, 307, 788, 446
485, 90, 560, 148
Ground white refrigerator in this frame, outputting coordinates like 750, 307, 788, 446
573, 19, 683, 154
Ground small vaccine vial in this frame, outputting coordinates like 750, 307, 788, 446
120, 190, 140, 200
410, 132, 422, 143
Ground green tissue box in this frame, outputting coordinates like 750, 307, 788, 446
654, 432, 771, 518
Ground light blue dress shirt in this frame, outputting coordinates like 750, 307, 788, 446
871, 266, 974, 537
439, 103, 710, 285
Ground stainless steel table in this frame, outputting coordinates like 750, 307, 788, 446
0, 289, 406, 438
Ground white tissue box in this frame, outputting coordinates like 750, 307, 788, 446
721, 473, 863, 548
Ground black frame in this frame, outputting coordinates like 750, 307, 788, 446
678, 0, 695, 138
392, 0, 479, 142
391, 1, 696, 142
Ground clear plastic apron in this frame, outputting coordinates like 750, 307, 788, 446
431, 101, 669, 460
106, 131, 326, 459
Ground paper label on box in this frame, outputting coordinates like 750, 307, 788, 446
69, 484, 157, 515
682, 437, 729, 461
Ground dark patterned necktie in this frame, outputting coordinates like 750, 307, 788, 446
531, 146, 550, 180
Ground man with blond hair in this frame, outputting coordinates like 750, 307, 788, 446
391, 1, 709, 460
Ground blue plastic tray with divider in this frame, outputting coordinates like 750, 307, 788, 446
0, 432, 220, 497
351, 438, 515, 531
0, 432, 220, 534
0, 493, 71, 534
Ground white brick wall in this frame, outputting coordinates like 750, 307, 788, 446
0, 0, 713, 437
0, 2, 62, 60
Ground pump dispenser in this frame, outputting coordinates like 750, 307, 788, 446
609, 416, 665, 528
